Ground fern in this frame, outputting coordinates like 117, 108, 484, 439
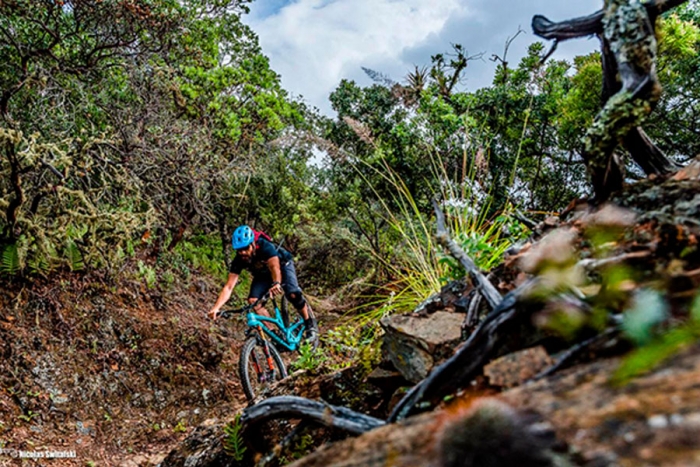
223, 414, 247, 461
66, 241, 84, 271
0, 243, 21, 276
27, 253, 50, 276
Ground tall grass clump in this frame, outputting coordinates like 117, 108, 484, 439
352, 145, 527, 326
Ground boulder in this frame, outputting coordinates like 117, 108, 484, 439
380, 311, 464, 383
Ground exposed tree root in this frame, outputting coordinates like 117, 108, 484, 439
241, 396, 385, 436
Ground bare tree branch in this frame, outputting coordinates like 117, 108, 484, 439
533, 327, 620, 381
433, 199, 502, 309
389, 279, 538, 422
490, 28, 524, 84
533, 0, 690, 42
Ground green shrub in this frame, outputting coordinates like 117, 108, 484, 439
168, 234, 227, 278
290, 342, 327, 372
323, 323, 382, 372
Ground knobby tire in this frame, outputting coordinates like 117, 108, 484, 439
239, 336, 287, 402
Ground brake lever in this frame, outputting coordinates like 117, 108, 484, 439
218, 306, 246, 319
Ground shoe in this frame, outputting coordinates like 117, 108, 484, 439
303, 318, 319, 346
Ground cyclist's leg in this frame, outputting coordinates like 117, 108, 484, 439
249, 276, 271, 318
281, 261, 317, 343
281, 261, 309, 320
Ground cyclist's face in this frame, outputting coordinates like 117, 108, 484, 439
236, 244, 254, 260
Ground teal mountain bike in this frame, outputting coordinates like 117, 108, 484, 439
221, 292, 318, 402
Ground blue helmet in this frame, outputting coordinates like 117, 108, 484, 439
232, 225, 254, 250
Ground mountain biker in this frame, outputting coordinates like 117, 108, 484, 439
207, 225, 319, 342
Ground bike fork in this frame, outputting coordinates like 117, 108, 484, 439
253, 328, 277, 383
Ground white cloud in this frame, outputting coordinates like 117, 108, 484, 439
247, 0, 467, 114
246, 0, 603, 115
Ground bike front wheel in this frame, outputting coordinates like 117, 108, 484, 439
238, 337, 287, 402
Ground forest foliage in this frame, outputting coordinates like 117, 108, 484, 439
2, 0, 700, 313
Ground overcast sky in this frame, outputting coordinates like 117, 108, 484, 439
245, 0, 603, 115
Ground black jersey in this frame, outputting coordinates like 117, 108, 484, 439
229, 237, 292, 277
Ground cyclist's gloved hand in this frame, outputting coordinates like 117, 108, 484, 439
269, 281, 283, 297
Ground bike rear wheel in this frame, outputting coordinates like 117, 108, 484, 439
238, 336, 287, 402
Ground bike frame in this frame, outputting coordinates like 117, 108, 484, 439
245, 300, 305, 352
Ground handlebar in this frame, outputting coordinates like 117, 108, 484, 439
218, 292, 271, 319
215, 281, 287, 320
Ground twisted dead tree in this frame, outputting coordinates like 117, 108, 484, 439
533, 0, 687, 201
241, 396, 385, 436
240, 396, 386, 466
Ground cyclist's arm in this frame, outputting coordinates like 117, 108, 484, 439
266, 257, 283, 296
208, 273, 239, 319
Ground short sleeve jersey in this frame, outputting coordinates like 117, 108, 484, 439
229, 238, 293, 277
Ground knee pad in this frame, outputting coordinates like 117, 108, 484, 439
288, 292, 306, 310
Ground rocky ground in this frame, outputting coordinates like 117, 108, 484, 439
269, 343, 700, 467
0, 269, 234, 466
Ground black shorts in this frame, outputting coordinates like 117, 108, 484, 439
248, 260, 303, 305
